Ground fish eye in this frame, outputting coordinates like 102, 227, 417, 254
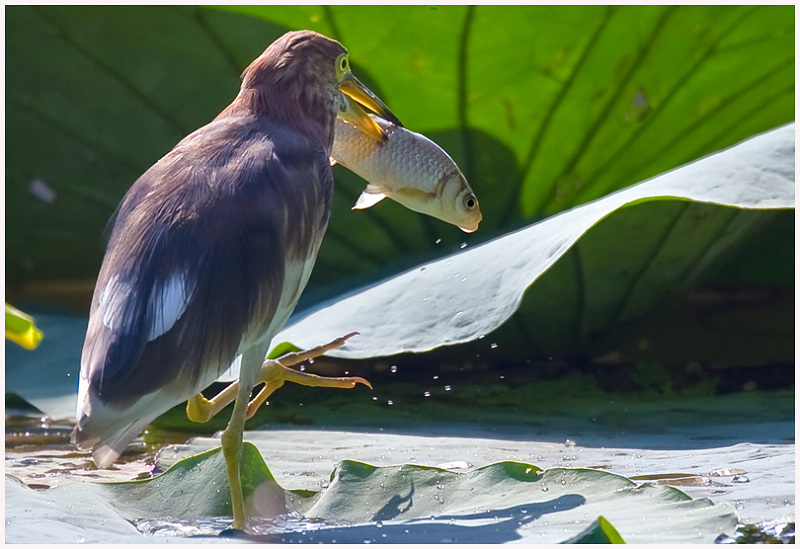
463, 193, 478, 210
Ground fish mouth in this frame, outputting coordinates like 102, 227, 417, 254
458, 214, 482, 233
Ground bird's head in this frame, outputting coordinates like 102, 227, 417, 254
229, 30, 398, 146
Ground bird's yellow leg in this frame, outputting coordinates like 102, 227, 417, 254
220, 345, 264, 531
186, 382, 238, 423
187, 332, 371, 423
245, 332, 371, 419
186, 334, 369, 530
263, 332, 361, 370
186, 334, 359, 422
220, 382, 249, 530
246, 362, 371, 418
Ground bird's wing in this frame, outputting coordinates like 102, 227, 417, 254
75, 118, 333, 459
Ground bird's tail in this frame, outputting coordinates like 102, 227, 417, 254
72, 390, 165, 468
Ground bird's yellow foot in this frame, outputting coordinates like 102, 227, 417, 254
246, 332, 371, 418
186, 332, 370, 424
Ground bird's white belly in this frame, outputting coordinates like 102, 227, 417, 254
235, 254, 318, 358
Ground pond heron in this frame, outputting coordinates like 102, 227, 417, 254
72, 30, 397, 530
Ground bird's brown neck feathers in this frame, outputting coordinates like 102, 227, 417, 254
217, 31, 344, 152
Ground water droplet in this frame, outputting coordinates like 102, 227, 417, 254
564, 438, 576, 447
732, 475, 750, 483
560, 478, 567, 486
453, 272, 459, 278
436, 483, 444, 490
422, 297, 429, 302
490, 342, 498, 349
433, 375, 439, 380
460, 277, 467, 282
390, 365, 398, 373
387, 400, 394, 406
435, 239, 442, 244
455, 311, 463, 316
460, 242, 467, 249
541, 486, 549, 492
424, 391, 431, 397
520, 508, 528, 514
444, 385, 452, 391
30, 178, 57, 204
299, 364, 306, 372
420, 267, 427, 273
376, 520, 383, 528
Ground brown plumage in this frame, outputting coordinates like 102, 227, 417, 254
219, 31, 344, 149
72, 30, 395, 530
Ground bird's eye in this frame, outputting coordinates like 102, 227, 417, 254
336, 54, 349, 74
463, 193, 478, 210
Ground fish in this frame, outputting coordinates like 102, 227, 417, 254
331, 95, 482, 233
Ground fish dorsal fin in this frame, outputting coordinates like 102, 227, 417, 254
353, 190, 387, 210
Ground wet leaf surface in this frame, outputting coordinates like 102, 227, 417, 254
6, 444, 736, 544
6, 387, 793, 543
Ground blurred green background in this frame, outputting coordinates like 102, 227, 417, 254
5, 5, 794, 378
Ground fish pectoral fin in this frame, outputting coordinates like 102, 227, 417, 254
395, 187, 436, 203
353, 191, 387, 210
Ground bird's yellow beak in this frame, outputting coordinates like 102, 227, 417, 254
339, 72, 400, 142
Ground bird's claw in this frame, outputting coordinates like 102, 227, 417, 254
186, 332, 370, 424
269, 331, 359, 369
246, 332, 368, 418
